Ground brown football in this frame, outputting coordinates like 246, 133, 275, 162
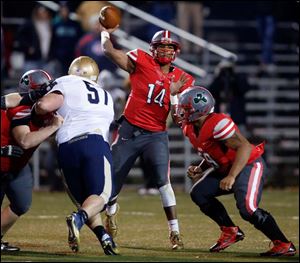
98, 5, 121, 29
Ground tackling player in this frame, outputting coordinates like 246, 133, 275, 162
100, 24, 195, 249
1, 76, 56, 158
175, 86, 296, 256
1, 70, 63, 252
35, 56, 119, 255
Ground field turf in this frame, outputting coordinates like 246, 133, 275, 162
1, 188, 299, 262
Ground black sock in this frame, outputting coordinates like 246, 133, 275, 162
200, 198, 235, 227
77, 209, 89, 223
92, 225, 107, 242
252, 210, 289, 243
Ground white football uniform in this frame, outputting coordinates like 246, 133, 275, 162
50, 75, 114, 144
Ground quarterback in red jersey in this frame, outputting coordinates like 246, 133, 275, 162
1, 70, 63, 253
100, 24, 195, 249
175, 86, 296, 256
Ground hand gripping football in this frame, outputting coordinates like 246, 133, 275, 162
98, 5, 121, 29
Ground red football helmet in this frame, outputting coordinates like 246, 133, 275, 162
150, 30, 181, 65
18, 69, 52, 93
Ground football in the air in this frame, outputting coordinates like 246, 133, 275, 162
98, 5, 121, 29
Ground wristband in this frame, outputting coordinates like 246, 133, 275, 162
101, 31, 110, 40
170, 95, 178, 105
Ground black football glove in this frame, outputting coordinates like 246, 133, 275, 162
1, 96, 6, 109
19, 80, 57, 106
1, 145, 24, 158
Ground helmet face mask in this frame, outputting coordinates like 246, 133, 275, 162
176, 86, 215, 124
18, 69, 52, 93
150, 30, 180, 65
68, 56, 99, 82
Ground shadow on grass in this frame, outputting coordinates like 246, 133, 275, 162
120, 245, 299, 262
2, 249, 298, 262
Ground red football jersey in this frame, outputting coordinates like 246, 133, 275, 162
1, 106, 39, 173
125, 49, 195, 131
1, 110, 13, 151
183, 113, 264, 174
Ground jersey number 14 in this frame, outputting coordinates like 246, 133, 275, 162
147, 84, 166, 107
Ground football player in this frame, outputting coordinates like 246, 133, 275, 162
35, 56, 119, 255
1, 69, 63, 252
1, 74, 56, 158
175, 86, 296, 256
100, 24, 195, 249
1, 74, 55, 110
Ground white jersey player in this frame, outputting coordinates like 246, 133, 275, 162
51, 74, 114, 145
35, 56, 120, 255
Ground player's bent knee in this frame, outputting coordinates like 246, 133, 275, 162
159, 183, 176, 207
190, 189, 207, 206
239, 209, 253, 222
10, 203, 31, 216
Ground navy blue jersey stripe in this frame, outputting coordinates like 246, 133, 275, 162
104, 90, 108, 105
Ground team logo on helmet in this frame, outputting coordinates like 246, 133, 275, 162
193, 93, 208, 104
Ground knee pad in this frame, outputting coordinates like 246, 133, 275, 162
158, 183, 176, 207
248, 208, 271, 229
9, 202, 30, 216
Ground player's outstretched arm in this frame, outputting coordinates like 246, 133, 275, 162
1, 81, 57, 109
1, 93, 22, 109
99, 24, 135, 73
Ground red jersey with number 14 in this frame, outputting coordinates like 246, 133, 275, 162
183, 113, 265, 174
126, 49, 194, 131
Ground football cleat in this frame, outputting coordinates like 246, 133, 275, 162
260, 240, 296, 256
66, 212, 81, 252
1, 240, 20, 252
210, 226, 245, 252
104, 204, 120, 238
169, 231, 184, 250
100, 233, 120, 255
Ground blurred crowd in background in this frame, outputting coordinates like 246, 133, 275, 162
1, 1, 299, 192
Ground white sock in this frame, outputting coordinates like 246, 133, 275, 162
168, 219, 179, 233
106, 203, 117, 216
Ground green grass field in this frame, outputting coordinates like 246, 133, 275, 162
1, 188, 299, 262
